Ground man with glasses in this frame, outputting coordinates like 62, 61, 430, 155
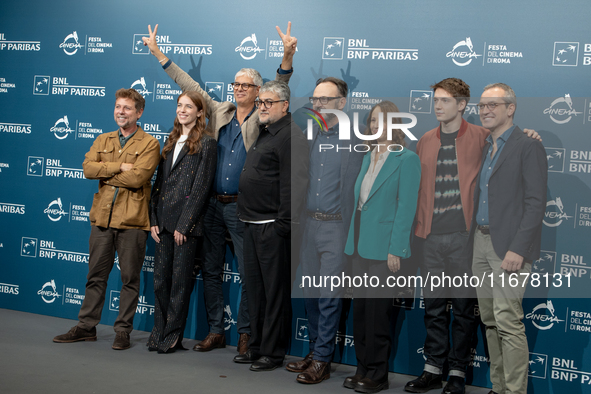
234, 81, 308, 371
286, 77, 364, 384
407, 78, 540, 394
471, 83, 546, 394
142, 23, 297, 356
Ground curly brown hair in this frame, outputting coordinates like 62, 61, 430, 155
161, 91, 209, 159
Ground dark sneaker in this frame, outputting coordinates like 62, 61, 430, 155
53, 326, 97, 343
112, 331, 130, 350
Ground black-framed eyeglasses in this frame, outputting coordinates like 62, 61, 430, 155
309, 96, 341, 105
477, 102, 508, 111
255, 99, 286, 109
231, 82, 258, 91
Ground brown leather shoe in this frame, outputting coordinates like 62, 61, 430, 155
286, 351, 314, 372
193, 333, 226, 352
296, 360, 331, 384
237, 333, 250, 355
112, 331, 130, 350
53, 326, 97, 343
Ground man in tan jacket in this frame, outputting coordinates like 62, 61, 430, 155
53, 88, 160, 350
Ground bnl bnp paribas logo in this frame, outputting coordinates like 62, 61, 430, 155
543, 94, 582, 124
446, 37, 482, 66
130, 77, 152, 98
235, 34, 264, 60
409, 91, 433, 114
50, 116, 75, 140
544, 197, 573, 227
59, 31, 84, 55
526, 300, 565, 331
529, 353, 548, 379
205, 82, 224, 102
545, 147, 566, 173
553, 42, 579, 66
304, 108, 418, 152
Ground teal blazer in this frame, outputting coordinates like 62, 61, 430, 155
344, 147, 421, 260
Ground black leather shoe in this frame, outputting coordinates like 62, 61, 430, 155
233, 349, 260, 364
249, 356, 282, 371
354, 377, 389, 393
443, 376, 465, 394
404, 371, 442, 393
487, 391, 498, 394
343, 374, 364, 389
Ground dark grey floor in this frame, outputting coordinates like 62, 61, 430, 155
0, 308, 490, 394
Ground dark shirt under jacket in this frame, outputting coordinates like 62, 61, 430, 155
214, 109, 253, 195
237, 113, 309, 238
306, 125, 342, 214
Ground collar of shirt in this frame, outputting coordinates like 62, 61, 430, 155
118, 128, 138, 148
485, 124, 515, 148
261, 113, 291, 136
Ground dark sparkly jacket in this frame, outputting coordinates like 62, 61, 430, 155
150, 135, 217, 236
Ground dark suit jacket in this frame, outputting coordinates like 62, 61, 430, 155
471, 126, 547, 261
150, 135, 217, 237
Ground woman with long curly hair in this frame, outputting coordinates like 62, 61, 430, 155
147, 91, 217, 353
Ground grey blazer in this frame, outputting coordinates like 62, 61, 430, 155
471, 126, 548, 261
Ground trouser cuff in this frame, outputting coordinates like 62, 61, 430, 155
424, 364, 442, 375
449, 370, 466, 378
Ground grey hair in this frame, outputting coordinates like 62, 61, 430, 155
235, 68, 263, 87
259, 81, 290, 103
483, 82, 517, 106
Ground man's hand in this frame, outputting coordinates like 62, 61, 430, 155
120, 163, 133, 172
387, 253, 401, 273
523, 128, 542, 142
142, 24, 167, 62
277, 21, 297, 58
150, 226, 160, 243
174, 230, 187, 246
277, 21, 297, 70
501, 250, 524, 272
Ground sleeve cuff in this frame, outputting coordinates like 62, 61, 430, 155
278, 66, 292, 75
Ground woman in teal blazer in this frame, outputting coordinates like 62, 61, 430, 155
342, 101, 421, 392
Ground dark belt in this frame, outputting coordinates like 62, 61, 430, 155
213, 194, 238, 204
477, 225, 490, 235
307, 211, 342, 221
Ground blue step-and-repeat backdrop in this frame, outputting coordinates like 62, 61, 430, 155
1, 1, 590, 392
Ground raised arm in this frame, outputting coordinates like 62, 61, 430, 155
276, 21, 297, 72
142, 24, 218, 117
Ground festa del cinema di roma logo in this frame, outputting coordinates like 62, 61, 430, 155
235, 34, 264, 60
446, 37, 482, 66
59, 31, 84, 55
304, 108, 418, 150
526, 300, 565, 330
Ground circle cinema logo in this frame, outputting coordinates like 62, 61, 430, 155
38, 280, 61, 303
44, 198, 68, 222
235, 34, 264, 60
526, 300, 564, 330
543, 94, 582, 124
543, 197, 572, 227
59, 31, 84, 55
446, 37, 482, 66
50, 116, 74, 140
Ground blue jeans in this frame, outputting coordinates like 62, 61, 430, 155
421, 231, 477, 377
201, 198, 249, 335
301, 216, 346, 362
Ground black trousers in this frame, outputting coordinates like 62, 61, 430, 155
148, 230, 200, 351
243, 222, 291, 363
352, 255, 394, 383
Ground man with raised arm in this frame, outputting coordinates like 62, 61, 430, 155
53, 88, 160, 350
142, 23, 297, 356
